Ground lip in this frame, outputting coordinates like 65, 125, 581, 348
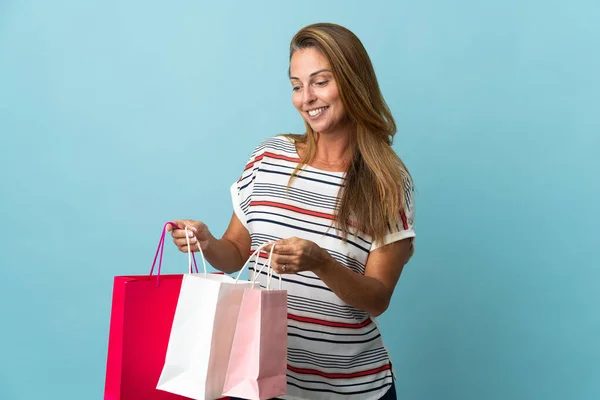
305, 106, 329, 120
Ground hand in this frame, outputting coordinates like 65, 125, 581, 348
265, 237, 332, 275
167, 220, 211, 253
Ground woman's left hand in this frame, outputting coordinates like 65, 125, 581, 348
265, 237, 331, 275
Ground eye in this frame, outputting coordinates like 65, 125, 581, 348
292, 86, 301, 92
314, 80, 329, 87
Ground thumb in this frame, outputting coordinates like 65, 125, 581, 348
166, 220, 184, 232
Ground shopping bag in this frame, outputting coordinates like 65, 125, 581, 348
222, 246, 288, 400
156, 240, 267, 399
104, 222, 201, 400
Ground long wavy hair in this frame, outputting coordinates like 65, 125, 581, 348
284, 23, 412, 243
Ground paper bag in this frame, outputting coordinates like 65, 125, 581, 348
156, 243, 269, 399
222, 247, 288, 400
104, 222, 200, 400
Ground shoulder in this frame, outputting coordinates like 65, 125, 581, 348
400, 168, 415, 210
400, 169, 414, 193
249, 134, 297, 159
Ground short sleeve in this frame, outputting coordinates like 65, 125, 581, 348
370, 173, 416, 252
230, 143, 266, 229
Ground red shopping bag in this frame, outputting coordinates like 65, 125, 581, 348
104, 222, 228, 400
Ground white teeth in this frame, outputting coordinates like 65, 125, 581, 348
308, 107, 327, 117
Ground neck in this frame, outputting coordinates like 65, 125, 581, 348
314, 127, 356, 165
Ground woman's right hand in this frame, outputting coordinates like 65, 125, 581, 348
166, 220, 212, 253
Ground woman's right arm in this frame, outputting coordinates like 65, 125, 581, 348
167, 213, 251, 274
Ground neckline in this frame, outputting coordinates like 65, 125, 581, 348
284, 136, 348, 175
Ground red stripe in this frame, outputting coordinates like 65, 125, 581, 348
243, 152, 301, 172
288, 313, 372, 329
248, 250, 271, 259
400, 210, 408, 230
243, 154, 264, 171
263, 151, 302, 163
287, 364, 390, 379
250, 201, 334, 220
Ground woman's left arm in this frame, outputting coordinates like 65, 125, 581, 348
267, 237, 413, 317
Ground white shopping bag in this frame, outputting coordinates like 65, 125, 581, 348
156, 229, 265, 400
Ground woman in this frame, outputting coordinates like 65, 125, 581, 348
168, 23, 415, 400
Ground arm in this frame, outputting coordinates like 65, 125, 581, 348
268, 237, 413, 317
169, 140, 267, 273
315, 239, 412, 316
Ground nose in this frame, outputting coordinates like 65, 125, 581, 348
302, 85, 317, 106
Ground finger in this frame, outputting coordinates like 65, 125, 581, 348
166, 221, 179, 232
271, 265, 283, 274
271, 244, 298, 256
167, 220, 186, 231
184, 239, 208, 251
270, 260, 286, 274
272, 260, 295, 274
272, 254, 295, 269
183, 223, 198, 232
172, 228, 197, 239
168, 220, 199, 233
174, 237, 197, 248
179, 245, 198, 254
262, 241, 279, 252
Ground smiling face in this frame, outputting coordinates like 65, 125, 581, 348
290, 47, 350, 136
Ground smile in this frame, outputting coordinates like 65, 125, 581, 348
307, 106, 329, 117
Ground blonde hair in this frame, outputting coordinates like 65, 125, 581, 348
284, 23, 412, 244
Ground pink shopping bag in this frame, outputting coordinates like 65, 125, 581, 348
222, 246, 288, 400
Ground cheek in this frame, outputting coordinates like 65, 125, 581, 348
335, 105, 347, 120
329, 94, 345, 117
292, 94, 303, 112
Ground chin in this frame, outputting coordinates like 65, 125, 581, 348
309, 122, 331, 133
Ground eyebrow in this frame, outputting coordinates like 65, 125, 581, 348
289, 69, 332, 80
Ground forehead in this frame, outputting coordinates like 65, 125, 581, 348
290, 48, 331, 78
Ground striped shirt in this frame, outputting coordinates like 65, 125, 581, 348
230, 136, 415, 400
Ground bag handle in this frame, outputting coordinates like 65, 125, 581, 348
185, 226, 207, 276
149, 222, 201, 285
267, 248, 283, 290
234, 243, 272, 284
250, 244, 283, 290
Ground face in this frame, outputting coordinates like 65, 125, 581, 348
290, 47, 349, 135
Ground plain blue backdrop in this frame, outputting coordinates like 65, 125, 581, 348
1, 0, 598, 399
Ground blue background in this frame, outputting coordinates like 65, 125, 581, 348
1, 0, 598, 399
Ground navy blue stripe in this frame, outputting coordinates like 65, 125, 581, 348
247, 210, 336, 231
286, 380, 393, 396
251, 268, 333, 292
288, 294, 368, 315
252, 190, 338, 210
254, 182, 339, 207
287, 374, 392, 389
288, 294, 369, 323
261, 168, 344, 187
287, 324, 379, 338
289, 332, 382, 344
288, 347, 388, 362
288, 355, 390, 370
287, 302, 365, 320
247, 218, 370, 253
239, 174, 256, 191
261, 160, 346, 181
